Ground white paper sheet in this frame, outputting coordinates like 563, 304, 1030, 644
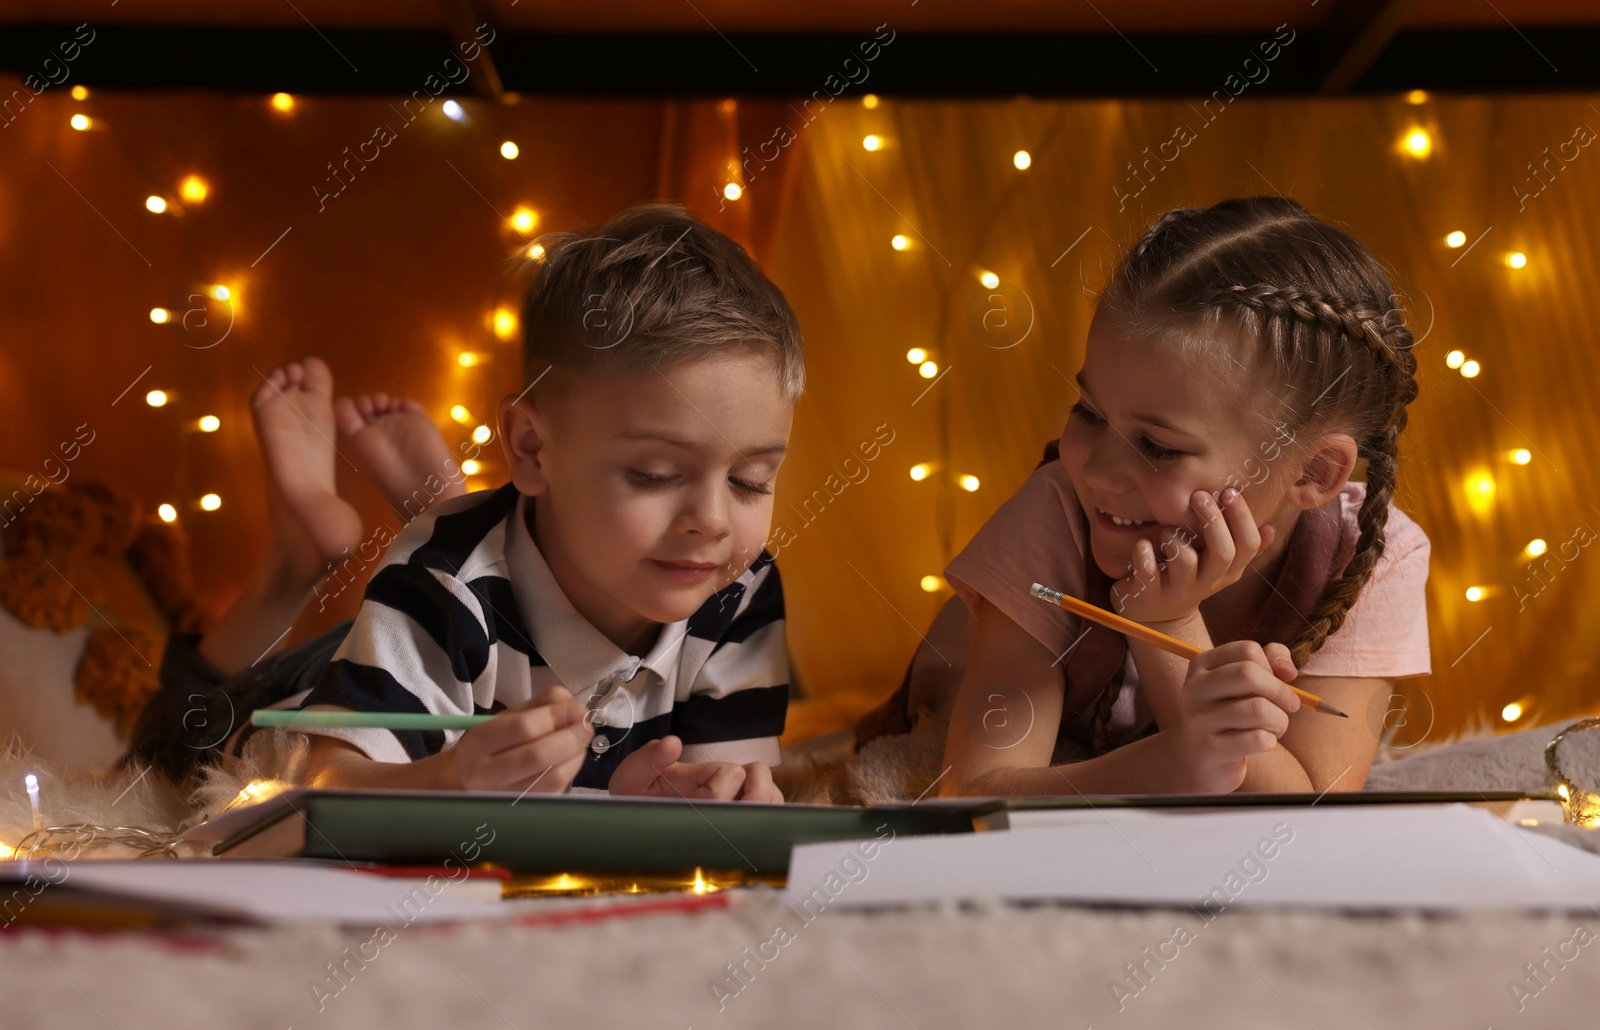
2, 859, 506, 926
784, 804, 1600, 912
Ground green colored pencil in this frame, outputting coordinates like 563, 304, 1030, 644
250, 710, 495, 731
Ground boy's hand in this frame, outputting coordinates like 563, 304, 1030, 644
1169, 639, 1300, 793
450, 686, 594, 794
1111, 487, 1277, 626
609, 735, 783, 803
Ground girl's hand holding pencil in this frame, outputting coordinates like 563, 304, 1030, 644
1031, 581, 1349, 792
1171, 639, 1302, 793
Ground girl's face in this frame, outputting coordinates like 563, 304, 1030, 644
1060, 312, 1295, 581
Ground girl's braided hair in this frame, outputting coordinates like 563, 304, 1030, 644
1087, 197, 1420, 754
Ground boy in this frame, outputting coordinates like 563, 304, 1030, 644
295, 204, 803, 800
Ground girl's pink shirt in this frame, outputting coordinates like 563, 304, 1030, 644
944, 461, 1433, 711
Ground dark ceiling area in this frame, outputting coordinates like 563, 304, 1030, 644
1, 0, 1597, 96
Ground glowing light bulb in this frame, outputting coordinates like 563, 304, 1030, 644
500, 140, 519, 160
179, 175, 209, 203
150, 307, 171, 324
979, 271, 1000, 289
270, 93, 295, 113
70, 85, 88, 101
1465, 586, 1484, 602
1013, 150, 1032, 170
458, 351, 481, 368
1502, 703, 1523, 722
1526, 538, 1548, 558
493, 307, 518, 340
1403, 129, 1431, 157
1511, 449, 1531, 465
909, 463, 931, 482
211, 284, 231, 301
1506, 252, 1527, 269
157, 504, 177, 523
146, 390, 169, 407
905, 348, 927, 364
461, 459, 481, 476
1466, 471, 1496, 516
862, 94, 879, 109
442, 100, 467, 123
145, 195, 168, 214
450, 405, 472, 424
891, 234, 910, 251
863, 134, 882, 152
920, 575, 945, 592
472, 425, 493, 444
723, 183, 743, 201
1445, 231, 1466, 248
1460, 360, 1481, 378
527, 243, 546, 260
959, 475, 980, 492
691, 868, 709, 894
1445, 350, 1465, 369
200, 493, 222, 511
1560, 784, 1571, 800
918, 361, 938, 379
1406, 89, 1428, 105
510, 207, 538, 233
70, 114, 90, 131
198, 415, 220, 432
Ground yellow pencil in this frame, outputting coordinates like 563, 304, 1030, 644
1029, 582, 1348, 718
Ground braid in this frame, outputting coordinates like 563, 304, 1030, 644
1203, 284, 1420, 669
1101, 197, 1422, 708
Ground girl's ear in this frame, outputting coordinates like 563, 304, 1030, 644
1289, 432, 1359, 510
499, 394, 552, 496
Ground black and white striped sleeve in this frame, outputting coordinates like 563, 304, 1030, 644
296, 559, 493, 763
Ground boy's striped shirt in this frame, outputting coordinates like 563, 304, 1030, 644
295, 483, 789, 790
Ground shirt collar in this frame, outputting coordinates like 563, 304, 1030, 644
503, 491, 689, 697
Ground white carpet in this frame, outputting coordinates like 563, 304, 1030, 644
7, 892, 1600, 1029
6, 717, 1600, 1029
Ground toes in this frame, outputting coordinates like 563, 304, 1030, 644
300, 356, 334, 395
356, 395, 375, 419
373, 392, 392, 411
253, 366, 288, 408
333, 397, 364, 438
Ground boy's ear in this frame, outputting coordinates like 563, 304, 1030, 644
1288, 432, 1359, 510
499, 394, 551, 496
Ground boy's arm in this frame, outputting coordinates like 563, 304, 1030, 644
291, 559, 592, 793
302, 689, 596, 793
304, 734, 463, 790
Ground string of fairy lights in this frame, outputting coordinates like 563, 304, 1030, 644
62, 88, 542, 525
793, 89, 1553, 730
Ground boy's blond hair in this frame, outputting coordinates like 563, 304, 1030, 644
519, 204, 805, 401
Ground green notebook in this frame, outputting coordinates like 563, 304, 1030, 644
190, 789, 974, 874
188, 788, 1560, 875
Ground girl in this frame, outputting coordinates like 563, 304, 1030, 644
890, 196, 1430, 796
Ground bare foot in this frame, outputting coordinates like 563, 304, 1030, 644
335, 392, 466, 518
250, 358, 364, 588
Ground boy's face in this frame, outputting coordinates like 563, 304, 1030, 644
501, 350, 794, 651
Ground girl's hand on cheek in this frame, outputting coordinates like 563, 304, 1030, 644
1110, 487, 1276, 626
